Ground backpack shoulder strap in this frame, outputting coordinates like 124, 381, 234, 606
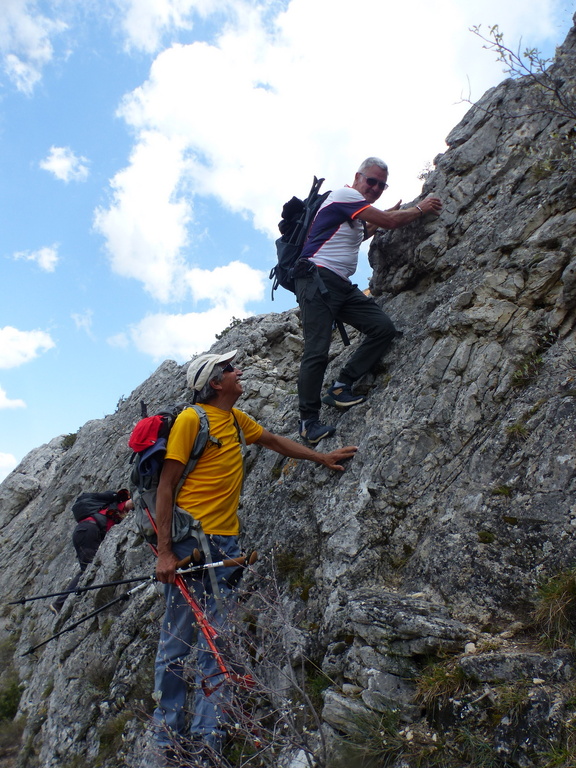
231, 410, 247, 455
230, 409, 249, 498
175, 404, 226, 610
173, 405, 214, 498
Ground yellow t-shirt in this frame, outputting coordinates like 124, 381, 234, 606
165, 404, 264, 535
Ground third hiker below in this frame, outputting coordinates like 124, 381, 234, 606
295, 156, 442, 445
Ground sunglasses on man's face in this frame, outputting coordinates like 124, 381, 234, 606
360, 173, 388, 191
222, 363, 235, 373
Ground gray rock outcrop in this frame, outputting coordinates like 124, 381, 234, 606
1, 17, 576, 768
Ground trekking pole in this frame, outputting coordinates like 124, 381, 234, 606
7, 553, 257, 606
8, 576, 154, 605
177, 550, 258, 574
145, 509, 256, 693
21, 579, 152, 657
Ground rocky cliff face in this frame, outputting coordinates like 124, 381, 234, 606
1, 19, 576, 768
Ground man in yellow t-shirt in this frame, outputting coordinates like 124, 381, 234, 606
153, 349, 356, 766
164, 404, 261, 536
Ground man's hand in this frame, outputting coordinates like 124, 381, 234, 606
317, 445, 358, 471
360, 195, 442, 230
257, 430, 357, 471
418, 196, 442, 215
156, 550, 180, 584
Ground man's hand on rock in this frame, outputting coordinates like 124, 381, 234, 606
419, 196, 442, 215
319, 445, 358, 472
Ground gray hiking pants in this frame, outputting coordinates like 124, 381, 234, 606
295, 267, 396, 421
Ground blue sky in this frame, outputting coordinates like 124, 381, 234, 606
0, 0, 574, 481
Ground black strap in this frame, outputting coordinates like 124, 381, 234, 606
335, 320, 350, 346
314, 270, 351, 347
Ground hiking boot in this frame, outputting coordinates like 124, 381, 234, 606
299, 419, 336, 445
322, 382, 366, 409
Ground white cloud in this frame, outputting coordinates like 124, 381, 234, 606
0, 453, 18, 484
71, 310, 95, 339
94, 131, 192, 302
40, 146, 89, 182
4, 52, 41, 93
0, 0, 67, 94
13, 245, 59, 272
117, 0, 196, 53
124, 307, 239, 361
0, 326, 55, 369
114, 0, 258, 53
186, 260, 265, 306
112, 0, 569, 58
107, 332, 130, 349
94, 0, 569, 312
0, 385, 26, 409
110, 259, 266, 360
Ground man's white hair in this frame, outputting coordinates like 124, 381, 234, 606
358, 157, 388, 175
196, 365, 225, 404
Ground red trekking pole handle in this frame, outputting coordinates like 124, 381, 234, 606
145, 507, 256, 691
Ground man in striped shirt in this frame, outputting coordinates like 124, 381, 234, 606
296, 157, 442, 445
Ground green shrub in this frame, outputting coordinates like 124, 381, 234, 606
0, 716, 25, 755
339, 709, 404, 767
534, 568, 576, 647
491, 485, 512, 497
61, 432, 78, 450
0, 638, 16, 672
505, 422, 529, 440
274, 551, 315, 601
0, 676, 22, 721
305, 669, 332, 714
453, 727, 502, 767
416, 661, 471, 714
96, 712, 132, 765
511, 354, 543, 388
215, 316, 243, 339
478, 530, 496, 544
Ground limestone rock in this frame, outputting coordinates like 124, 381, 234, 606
1, 17, 576, 768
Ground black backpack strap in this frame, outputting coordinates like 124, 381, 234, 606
174, 405, 211, 498
231, 411, 247, 453
311, 269, 351, 347
335, 320, 350, 346
176, 405, 225, 609
231, 411, 247, 495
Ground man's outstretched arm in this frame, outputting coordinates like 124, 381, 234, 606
256, 429, 357, 471
359, 195, 442, 230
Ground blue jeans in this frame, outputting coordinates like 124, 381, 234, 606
153, 534, 242, 750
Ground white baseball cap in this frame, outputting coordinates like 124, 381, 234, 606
186, 350, 237, 392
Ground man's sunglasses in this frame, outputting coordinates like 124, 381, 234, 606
360, 172, 388, 191
221, 362, 235, 373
